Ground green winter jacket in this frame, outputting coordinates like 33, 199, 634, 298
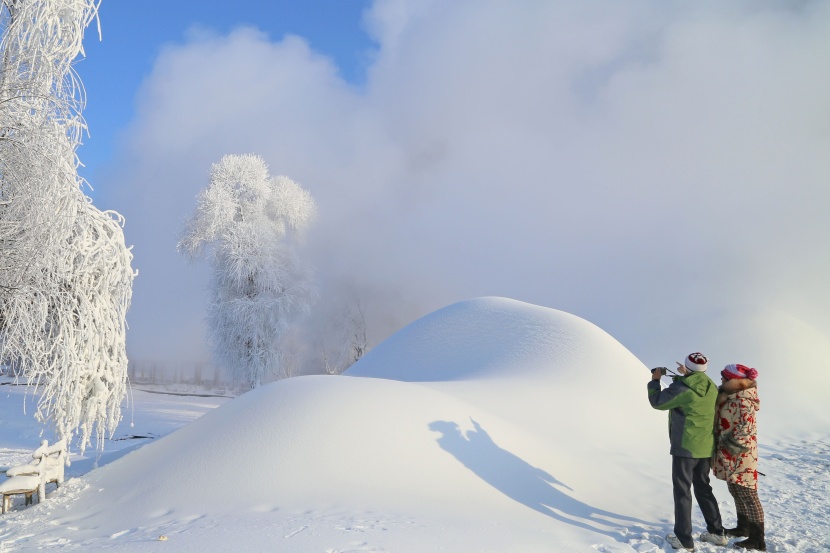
647, 371, 718, 458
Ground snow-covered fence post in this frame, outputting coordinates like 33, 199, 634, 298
179, 154, 317, 389
0, 0, 136, 454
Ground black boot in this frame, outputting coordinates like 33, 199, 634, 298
725, 514, 749, 538
734, 521, 766, 551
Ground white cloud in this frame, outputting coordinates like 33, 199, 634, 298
105, 0, 830, 377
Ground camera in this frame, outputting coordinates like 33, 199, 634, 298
652, 367, 668, 376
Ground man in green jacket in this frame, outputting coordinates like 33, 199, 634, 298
648, 352, 728, 550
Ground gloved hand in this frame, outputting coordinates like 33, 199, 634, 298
719, 431, 749, 455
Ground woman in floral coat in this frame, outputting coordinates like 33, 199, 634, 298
713, 363, 766, 551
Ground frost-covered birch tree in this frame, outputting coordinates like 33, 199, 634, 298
179, 154, 317, 389
0, 0, 135, 454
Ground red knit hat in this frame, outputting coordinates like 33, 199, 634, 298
721, 363, 758, 380
683, 352, 708, 372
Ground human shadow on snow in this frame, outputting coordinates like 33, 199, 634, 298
429, 419, 653, 541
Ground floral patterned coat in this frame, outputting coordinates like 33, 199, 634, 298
712, 378, 760, 489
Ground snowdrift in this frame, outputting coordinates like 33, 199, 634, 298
21, 298, 671, 551
347, 297, 641, 382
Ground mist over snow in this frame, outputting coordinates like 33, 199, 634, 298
3, 298, 828, 551
97, 1, 830, 395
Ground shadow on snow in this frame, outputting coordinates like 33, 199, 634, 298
428, 418, 654, 541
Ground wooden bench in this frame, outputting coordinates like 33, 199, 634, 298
0, 439, 66, 514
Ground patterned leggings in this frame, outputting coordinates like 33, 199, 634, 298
727, 482, 764, 524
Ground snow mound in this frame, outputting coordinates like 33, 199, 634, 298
347, 297, 641, 382
24, 298, 667, 551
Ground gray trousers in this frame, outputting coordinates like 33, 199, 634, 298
672, 456, 724, 545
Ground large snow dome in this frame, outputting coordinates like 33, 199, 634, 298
31, 298, 668, 550
347, 296, 644, 381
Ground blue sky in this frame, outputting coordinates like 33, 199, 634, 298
59, 1, 830, 380
77, 1, 374, 194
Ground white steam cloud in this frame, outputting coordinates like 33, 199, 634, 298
101, 0, 830, 424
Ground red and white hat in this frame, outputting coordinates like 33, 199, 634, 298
683, 352, 708, 372
722, 363, 758, 380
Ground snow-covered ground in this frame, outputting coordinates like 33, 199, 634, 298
0, 297, 827, 552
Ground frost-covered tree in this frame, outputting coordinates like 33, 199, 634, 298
0, 0, 135, 454
179, 154, 317, 389
319, 299, 369, 375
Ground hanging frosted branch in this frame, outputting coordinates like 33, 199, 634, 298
0, 0, 135, 455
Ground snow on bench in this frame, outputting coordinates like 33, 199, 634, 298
0, 438, 66, 514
